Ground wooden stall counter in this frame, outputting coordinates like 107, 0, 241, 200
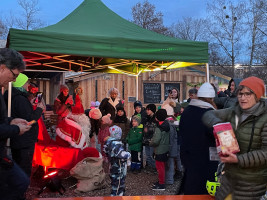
34, 195, 214, 200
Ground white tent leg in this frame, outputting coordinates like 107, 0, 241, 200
205, 63, 210, 82
8, 82, 12, 117
6, 82, 12, 156
136, 75, 138, 100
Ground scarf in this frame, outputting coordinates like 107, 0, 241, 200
14, 87, 27, 94
240, 102, 260, 123
189, 99, 215, 110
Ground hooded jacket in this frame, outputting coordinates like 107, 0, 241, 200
214, 78, 242, 109
150, 120, 170, 154
4, 87, 43, 149
126, 125, 143, 152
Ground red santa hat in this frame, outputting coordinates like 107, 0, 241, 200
82, 147, 101, 158
72, 95, 85, 114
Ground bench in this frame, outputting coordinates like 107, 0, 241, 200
34, 195, 214, 200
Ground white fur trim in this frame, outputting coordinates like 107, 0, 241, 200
56, 114, 91, 150
108, 97, 120, 110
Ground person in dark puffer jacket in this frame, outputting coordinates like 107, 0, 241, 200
203, 76, 267, 200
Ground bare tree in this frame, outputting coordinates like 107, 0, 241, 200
171, 17, 207, 41
0, 18, 6, 39
131, 0, 171, 36
243, 0, 267, 77
16, 0, 43, 30
206, 0, 246, 76
1, 11, 18, 40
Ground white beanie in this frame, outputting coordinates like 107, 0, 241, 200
197, 82, 215, 98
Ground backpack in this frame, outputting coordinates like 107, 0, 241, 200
143, 121, 157, 145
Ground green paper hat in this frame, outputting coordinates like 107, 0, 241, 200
12, 73, 28, 87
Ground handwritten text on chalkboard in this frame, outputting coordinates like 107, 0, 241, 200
144, 83, 161, 104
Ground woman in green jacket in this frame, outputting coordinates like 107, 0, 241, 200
203, 76, 267, 200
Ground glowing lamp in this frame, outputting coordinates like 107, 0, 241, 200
38, 170, 65, 195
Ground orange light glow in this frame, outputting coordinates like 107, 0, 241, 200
44, 171, 58, 179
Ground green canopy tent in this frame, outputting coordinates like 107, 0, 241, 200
7, 0, 209, 99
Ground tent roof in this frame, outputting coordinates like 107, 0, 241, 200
7, 0, 208, 72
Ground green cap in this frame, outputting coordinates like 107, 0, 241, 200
12, 73, 28, 87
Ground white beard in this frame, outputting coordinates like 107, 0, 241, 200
69, 113, 91, 147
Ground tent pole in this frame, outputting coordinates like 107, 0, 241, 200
136, 64, 139, 100
62, 72, 65, 84
136, 75, 138, 100
6, 82, 12, 156
205, 63, 210, 82
8, 82, 12, 117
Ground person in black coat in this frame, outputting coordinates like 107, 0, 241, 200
4, 74, 45, 177
143, 104, 157, 169
214, 78, 242, 109
99, 88, 123, 121
179, 82, 218, 195
0, 48, 31, 200
130, 100, 147, 128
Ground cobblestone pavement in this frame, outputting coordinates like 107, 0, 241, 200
26, 167, 182, 199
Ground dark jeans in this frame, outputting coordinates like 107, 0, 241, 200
11, 145, 35, 177
130, 150, 141, 170
0, 161, 30, 200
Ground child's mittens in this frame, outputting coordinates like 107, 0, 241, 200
127, 159, 131, 166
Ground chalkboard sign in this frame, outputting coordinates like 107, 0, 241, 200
164, 83, 180, 100
143, 83, 161, 104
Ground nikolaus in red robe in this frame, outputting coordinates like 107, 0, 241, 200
56, 94, 91, 150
